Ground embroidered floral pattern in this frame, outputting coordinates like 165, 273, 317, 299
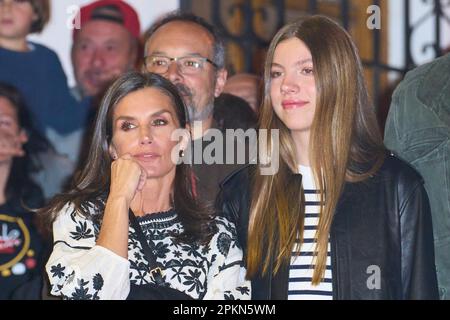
70, 220, 94, 240
70, 274, 103, 300
71, 279, 92, 300
217, 232, 232, 256
50, 263, 65, 279
46, 204, 250, 300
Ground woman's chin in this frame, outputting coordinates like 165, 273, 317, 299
142, 165, 176, 180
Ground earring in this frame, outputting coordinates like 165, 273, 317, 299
179, 149, 185, 158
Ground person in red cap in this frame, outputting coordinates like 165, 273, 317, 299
71, 0, 140, 100
47, 0, 142, 190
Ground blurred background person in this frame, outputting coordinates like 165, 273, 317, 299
70, 0, 140, 101
214, 93, 257, 131
0, 0, 83, 138
0, 82, 47, 299
222, 72, 262, 115
384, 52, 450, 299
48, 0, 142, 199
0, 0, 87, 200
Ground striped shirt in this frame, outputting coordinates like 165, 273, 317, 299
288, 165, 333, 300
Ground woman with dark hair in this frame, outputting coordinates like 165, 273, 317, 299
219, 16, 438, 299
0, 82, 46, 299
42, 72, 250, 300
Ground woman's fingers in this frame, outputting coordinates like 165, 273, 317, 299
109, 154, 143, 204
136, 167, 147, 192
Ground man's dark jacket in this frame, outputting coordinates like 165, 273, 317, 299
218, 154, 439, 299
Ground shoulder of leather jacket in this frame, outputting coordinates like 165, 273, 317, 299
377, 152, 425, 186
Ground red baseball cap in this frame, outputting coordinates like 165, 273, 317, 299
73, 0, 141, 40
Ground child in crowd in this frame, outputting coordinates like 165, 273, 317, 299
0, 0, 88, 138
0, 82, 48, 299
0, 0, 88, 198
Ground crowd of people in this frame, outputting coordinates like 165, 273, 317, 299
0, 0, 448, 300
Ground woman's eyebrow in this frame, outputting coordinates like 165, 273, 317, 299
115, 115, 135, 121
115, 109, 172, 121
151, 109, 173, 117
296, 58, 313, 65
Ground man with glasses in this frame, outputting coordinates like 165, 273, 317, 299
144, 12, 246, 205
144, 12, 227, 137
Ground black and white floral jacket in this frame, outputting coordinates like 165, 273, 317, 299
46, 203, 251, 300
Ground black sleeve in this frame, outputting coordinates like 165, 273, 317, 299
216, 166, 252, 253
400, 180, 439, 299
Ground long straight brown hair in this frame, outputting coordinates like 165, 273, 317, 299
38, 72, 215, 244
247, 15, 386, 284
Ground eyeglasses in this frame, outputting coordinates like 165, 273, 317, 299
144, 55, 218, 75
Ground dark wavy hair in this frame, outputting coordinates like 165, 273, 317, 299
0, 82, 47, 210
39, 72, 215, 244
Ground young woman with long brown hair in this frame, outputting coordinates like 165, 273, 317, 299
219, 15, 438, 299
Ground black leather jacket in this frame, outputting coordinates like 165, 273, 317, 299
218, 154, 439, 299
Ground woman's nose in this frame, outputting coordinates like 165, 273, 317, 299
280, 75, 300, 95
139, 127, 152, 145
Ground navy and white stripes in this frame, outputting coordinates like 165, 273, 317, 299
288, 166, 333, 300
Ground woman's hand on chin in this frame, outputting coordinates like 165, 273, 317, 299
109, 153, 147, 207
